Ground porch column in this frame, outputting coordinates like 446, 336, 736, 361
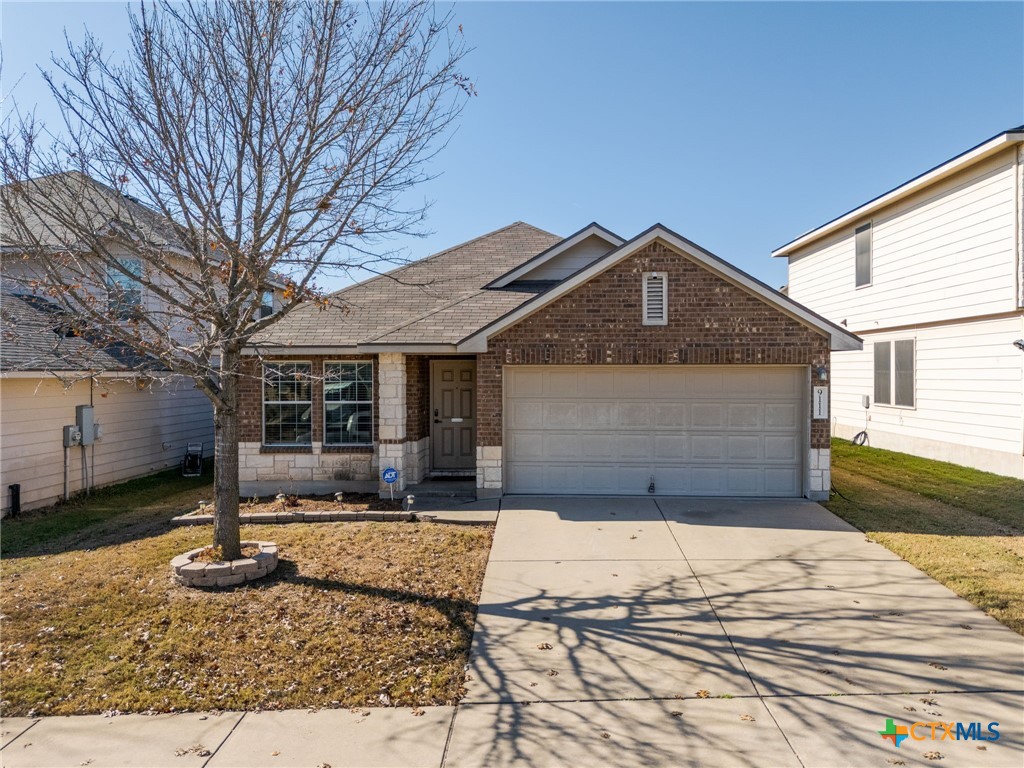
377, 352, 408, 496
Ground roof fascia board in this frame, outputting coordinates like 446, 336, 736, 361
773, 132, 1024, 257
485, 223, 623, 288
241, 344, 461, 355
459, 226, 862, 353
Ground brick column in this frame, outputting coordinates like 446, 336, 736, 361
377, 352, 407, 496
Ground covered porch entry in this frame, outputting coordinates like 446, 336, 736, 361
377, 353, 478, 497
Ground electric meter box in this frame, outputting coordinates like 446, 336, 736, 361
63, 425, 83, 447
76, 405, 95, 446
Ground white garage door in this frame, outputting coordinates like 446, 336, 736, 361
505, 366, 804, 496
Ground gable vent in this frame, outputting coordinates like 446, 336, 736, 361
642, 272, 667, 326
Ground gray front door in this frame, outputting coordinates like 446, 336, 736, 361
430, 359, 476, 471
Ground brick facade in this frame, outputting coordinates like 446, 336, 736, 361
478, 240, 831, 450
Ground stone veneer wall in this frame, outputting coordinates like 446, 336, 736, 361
475, 239, 833, 499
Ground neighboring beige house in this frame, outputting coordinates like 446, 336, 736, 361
0, 174, 219, 515
775, 126, 1024, 478
240, 222, 860, 501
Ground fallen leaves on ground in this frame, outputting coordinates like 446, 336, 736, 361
696, 690, 710, 699
922, 751, 943, 760
536, 642, 553, 650
0, 521, 493, 715
740, 714, 755, 722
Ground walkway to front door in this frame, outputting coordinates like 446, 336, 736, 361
430, 359, 476, 473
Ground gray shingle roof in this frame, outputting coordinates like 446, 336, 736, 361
0, 172, 180, 251
251, 222, 562, 348
1, 291, 158, 372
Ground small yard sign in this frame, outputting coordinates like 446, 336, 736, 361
382, 467, 398, 484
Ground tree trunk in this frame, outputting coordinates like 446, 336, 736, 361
212, 346, 242, 561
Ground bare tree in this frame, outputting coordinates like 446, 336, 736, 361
1, 0, 471, 558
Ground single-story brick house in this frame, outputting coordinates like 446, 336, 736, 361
240, 222, 861, 501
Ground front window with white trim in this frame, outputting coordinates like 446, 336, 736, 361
263, 362, 313, 445
324, 361, 373, 445
642, 272, 667, 325
855, 223, 872, 287
873, 339, 914, 407
107, 257, 143, 319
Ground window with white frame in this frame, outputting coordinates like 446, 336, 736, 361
324, 361, 373, 445
263, 362, 313, 444
873, 339, 914, 407
259, 289, 274, 319
855, 223, 872, 287
642, 272, 667, 325
107, 257, 143, 319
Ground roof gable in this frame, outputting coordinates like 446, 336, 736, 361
459, 225, 862, 353
486, 223, 623, 287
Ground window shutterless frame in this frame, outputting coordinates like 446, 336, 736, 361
262, 361, 314, 445
855, 223, 872, 288
873, 339, 915, 409
323, 360, 374, 446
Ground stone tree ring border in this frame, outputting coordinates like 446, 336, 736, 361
172, 541, 279, 588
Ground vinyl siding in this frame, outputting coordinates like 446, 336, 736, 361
0, 375, 214, 514
787, 148, 1020, 331
829, 315, 1024, 478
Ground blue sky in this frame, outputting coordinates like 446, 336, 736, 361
2, 1, 1022, 290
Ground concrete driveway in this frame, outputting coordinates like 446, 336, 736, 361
446, 497, 1024, 767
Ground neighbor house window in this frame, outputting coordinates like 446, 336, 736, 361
107, 257, 143, 319
324, 361, 373, 445
855, 223, 872, 287
259, 289, 274, 319
873, 339, 914, 407
642, 272, 667, 325
263, 362, 313, 445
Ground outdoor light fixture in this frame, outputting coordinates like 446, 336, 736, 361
403, 495, 415, 513
816, 366, 828, 381
1013, 339, 1024, 352
334, 491, 345, 504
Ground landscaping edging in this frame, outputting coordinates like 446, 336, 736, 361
171, 541, 278, 587
171, 510, 414, 526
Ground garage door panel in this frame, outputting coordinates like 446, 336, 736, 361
542, 402, 579, 428
546, 370, 579, 397
618, 403, 651, 427
653, 404, 687, 427
765, 435, 798, 461
691, 435, 724, 460
578, 370, 615, 397
504, 367, 804, 497
509, 401, 545, 428
579, 402, 616, 427
654, 435, 689, 460
691, 467, 725, 494
614, 370, 650, 396
617, 434, 651, 459
692, 404, 724, 428
727, 435, 761, 461
688, 371, 724, 395
765, 403, 799, 429
727, 468, 761, 494
765, 468, 801, 495
728, 403, 762, 429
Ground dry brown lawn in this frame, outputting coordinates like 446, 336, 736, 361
0, 479, 493, 716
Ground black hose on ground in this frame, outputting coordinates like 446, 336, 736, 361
851, 431, 868, 446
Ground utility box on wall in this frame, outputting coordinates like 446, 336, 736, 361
76, 405, 95, 446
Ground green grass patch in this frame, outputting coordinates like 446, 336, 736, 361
830, 440, 1023, 529
1, 460, 213, 558
827, 439, 1024, 635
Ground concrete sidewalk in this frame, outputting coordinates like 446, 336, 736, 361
3, 496, 1022, 768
